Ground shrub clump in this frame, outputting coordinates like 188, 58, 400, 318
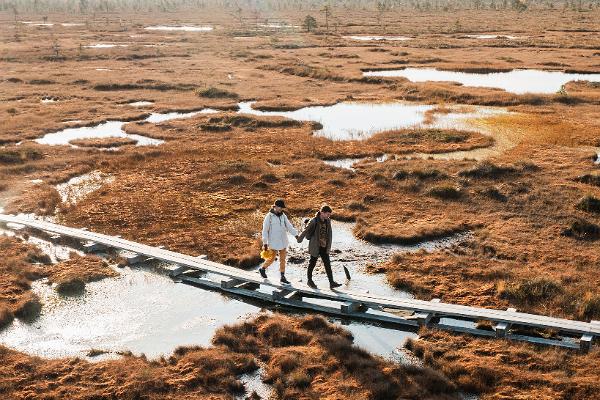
499, 278, 562, 304
579, 294, 600, 320
196, 87, 239, 99
576, 195, 600, 213
260, 173, 279, 183
0, 307, 15, 329
14, 294, 42, 321
0, 148, 43, 164
562, 219, 600, 240
226, 175, 247, 185
56, 278, 85, 296
347, 201, 367, 211
480, 187, 508, 202
427, 184, 463, 200
412, 168, 446, 180
574, 173, 600, 187
458, 161, 518, 179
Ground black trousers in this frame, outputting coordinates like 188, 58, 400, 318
308, 246, 334, 283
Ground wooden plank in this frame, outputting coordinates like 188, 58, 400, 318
1, 214, 599, 343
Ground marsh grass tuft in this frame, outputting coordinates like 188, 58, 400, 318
576, 195, 600, 213
196, 86, 239, 99
427, 184, 463, 200
562, 219, 600, 240
498, 278, 562, 304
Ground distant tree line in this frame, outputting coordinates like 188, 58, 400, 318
1, 0, 599, 13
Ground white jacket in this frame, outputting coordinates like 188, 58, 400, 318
262, 210, 298, 250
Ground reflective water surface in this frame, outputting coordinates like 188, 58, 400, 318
362, 68, 600, 94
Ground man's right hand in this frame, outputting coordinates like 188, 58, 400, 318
263, 244, 268, 251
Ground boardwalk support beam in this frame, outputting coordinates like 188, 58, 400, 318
341, 302, 365, 314
126, 253, 150, 265
235, 281, 261, 290
580, 334, 593, 353
221, 278, 245, 289
83, 241, 108, 253
170, 265, 192, 277
284, 291, 302, 301
495, 322, 510, 338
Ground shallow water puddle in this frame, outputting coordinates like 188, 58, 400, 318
0, 266, 260, 360
20, 21, 84, 27
85, 44, 128, 48
464, 34, 520, 39
144, 25, 213, 31
257, 23, 299, 29
20, 21, 54, 26
145, 108, 217, 123
344, 35, 411, 41
127, 101, 154, 107
362, 68, 600, 94
324, 154, 390, 171
238, 101, 504, 141
55, 171, 114, 205
237, 367, 273, 400
35, 121, 163, 147
36, 108, 218, 147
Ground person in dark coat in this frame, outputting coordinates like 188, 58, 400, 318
297, 205, 342, 289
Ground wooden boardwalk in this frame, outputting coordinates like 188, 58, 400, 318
1, 213, 598, 352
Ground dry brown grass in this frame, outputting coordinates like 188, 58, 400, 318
405, 329, 600, 400
4, 182, 62, 216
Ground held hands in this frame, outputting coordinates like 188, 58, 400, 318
295, 235, 301, 243
263, 244, 268, 251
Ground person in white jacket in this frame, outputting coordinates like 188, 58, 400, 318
258, 198, 298, 284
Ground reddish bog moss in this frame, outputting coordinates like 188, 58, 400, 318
0, 237, 49, 322
0, 345, 258, 399
213, 314, 459, 400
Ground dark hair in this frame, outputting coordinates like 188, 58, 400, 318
320, 205, 333, 213
274, 199, 286, 208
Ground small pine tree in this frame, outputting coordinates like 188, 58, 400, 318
303, 15, 317, 32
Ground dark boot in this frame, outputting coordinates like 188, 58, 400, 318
258, 267, 267, 278
330, 281, 342, 289
280, 273, 290, 284
307, 279, 318, 289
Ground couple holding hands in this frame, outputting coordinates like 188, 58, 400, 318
259, 199, 342, 290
